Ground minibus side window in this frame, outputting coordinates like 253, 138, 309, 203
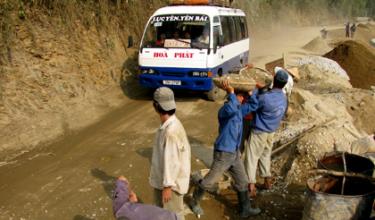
229, 17, 237, 43
234, 17, 242, 41
240, 17, 248, 38
213, 25, 220, 53
220, 16, 230, 45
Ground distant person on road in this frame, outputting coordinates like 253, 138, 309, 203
243, 70, 288, 197
350, 23, 356, 38
320, 27, 328, 39
150, 87, 191, 220
113, 175, 178, 220
189, 80, 261, 219
345, 22, 350, 38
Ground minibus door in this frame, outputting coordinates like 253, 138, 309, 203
212, 25, 224, 75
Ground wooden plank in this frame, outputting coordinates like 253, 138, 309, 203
309, 169, 375, 182
265, 57, 284, 74
271, 117, 336, 156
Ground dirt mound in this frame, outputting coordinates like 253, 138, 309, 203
272, 61, 374, 185
340, 89, 375, 134
324, 40, 375, 89
355, 23, 375, 44
302, 36, 332, 54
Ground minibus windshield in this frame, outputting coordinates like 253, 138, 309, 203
141, 14, 210, 49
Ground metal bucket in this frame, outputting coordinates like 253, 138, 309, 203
318, 152, 374, 177
302, 175, 375, 220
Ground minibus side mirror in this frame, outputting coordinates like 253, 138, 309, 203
128, 36, 134, 48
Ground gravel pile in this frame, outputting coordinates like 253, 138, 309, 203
298, 56, 349, 80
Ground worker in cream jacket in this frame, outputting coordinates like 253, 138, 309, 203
149, 87, 191, 220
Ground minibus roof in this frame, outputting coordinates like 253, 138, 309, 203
153, 5, 246, 17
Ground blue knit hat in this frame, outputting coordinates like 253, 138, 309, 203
274, 69, 289, 84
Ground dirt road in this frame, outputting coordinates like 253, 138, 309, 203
0, 26, 324, 220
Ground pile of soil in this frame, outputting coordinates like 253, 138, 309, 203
302, 36, 332, 54
355, 23, 375, 45
272, 59, 375, 185
324, 40, 375, 89
340, 89, 375, 134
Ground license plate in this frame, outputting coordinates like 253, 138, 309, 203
163, 80, 181, 86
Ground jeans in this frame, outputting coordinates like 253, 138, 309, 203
200, 150, 248, 192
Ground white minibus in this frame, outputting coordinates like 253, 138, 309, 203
138, 3, 249, 100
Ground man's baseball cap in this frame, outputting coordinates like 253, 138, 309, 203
153, 87, 176, 111
274, 67, 289, 84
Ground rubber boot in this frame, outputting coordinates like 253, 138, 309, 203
189, 185, 205, 218
237, 190, 261, 218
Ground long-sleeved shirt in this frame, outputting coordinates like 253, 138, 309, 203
248, 88, 287, 133
283, 74, 294, 97
214, 93, 257, 153
113, 180, 178, 220
149, 115, 191, 194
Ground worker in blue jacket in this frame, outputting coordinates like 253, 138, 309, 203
244, 69, 288, 197
189, 80, 261, 218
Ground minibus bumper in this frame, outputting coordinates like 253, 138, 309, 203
139, 74, 213, 91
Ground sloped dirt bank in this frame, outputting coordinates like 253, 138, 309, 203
324, 40, 375, 89
0, 1, 163, 161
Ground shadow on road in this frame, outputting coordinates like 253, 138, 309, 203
136, 147, 153, 164
72, 215, 94, 220
120, 54, 152, 101
189, 136, 213, 167
91, 168, 116, 200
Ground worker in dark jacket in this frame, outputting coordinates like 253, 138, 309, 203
113, 176, 178, 220
244, 70, 288, 197
189, 80, 261, 219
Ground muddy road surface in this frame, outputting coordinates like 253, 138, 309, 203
0, 26, 324, 220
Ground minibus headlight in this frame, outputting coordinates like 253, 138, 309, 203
148, 69, 155, 74
141, 69, 148, 74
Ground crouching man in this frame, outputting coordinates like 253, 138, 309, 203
189, 81, 261, 218
113, 176, 178, 220
149, 87, 191, 220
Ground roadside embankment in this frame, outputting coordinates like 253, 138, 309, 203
0, 1, 161, 161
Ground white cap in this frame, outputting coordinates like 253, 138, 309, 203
153, 87, 176, 111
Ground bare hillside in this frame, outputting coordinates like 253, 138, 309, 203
0, 1, 162, 159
